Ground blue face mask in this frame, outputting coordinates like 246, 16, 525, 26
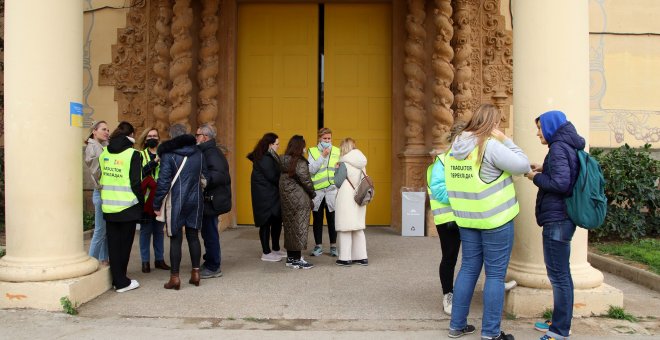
320, 141, 331, 149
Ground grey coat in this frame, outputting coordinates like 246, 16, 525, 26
279, 155, 316, 251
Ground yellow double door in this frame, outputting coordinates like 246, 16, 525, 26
237, 3, 391, 225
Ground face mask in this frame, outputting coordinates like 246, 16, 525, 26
146, 139, 158, 148
320, 141, 331, 149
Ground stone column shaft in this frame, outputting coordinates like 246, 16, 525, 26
506, 0, 621, 316
0, 0, 109, 311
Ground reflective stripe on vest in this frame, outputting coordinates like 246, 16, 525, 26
445, 147, 519, 229
100, 148, 139, 213
309, 146, 340, 190
426, 154, 455, 225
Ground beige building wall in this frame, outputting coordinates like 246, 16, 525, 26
83, 0, 127, 134
589, 0, 660, 148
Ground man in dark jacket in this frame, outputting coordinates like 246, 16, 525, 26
525, 110, 584, 340
196, 124, 232, 279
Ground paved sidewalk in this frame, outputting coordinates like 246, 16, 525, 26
2, 226, 659, 339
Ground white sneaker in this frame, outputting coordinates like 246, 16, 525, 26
261, 252, 282, 262
505, 280, 517, 291
116, 279, 140, 293
274, 250, 287, 258
443, 292, 453, 315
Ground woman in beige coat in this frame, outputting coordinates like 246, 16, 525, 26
333, 138, 368, 266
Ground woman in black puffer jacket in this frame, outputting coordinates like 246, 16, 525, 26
154, 124, 207, 290
247, 132, 284, 262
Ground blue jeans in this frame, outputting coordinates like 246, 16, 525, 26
139, 217, 165, 262
450, 220, 514, 338
201, 215, 221, 271
543, 219, 576, 340
88, 189, 108, 262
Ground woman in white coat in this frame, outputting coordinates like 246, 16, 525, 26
333, 138, 368, 266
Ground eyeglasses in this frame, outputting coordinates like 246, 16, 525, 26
195, 134, 206, 137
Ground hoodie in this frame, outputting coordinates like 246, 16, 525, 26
532, 110, 585, 226
334, 149, 368, 188
102, 135, 144, 222
449, 131, 531, 183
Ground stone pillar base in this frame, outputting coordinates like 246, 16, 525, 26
505, 283, 623, 317
0, 266, 111, 311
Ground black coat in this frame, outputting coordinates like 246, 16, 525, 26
533, 122, 585, 226
279, 155, 315, 251
102, 136, 143, 222
248, 149, 281, 227
154, 134, 207, 235
198, 139, 232, 216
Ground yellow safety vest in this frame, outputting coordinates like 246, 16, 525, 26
141, 149, 159, 202
99, 148, 139, 214
445, 147, 519, 229
427, 154, 455, 225
141, 149, 160, 180
309, 146, 340, 190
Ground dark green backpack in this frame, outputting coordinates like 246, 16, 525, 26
565, 150, 608, 229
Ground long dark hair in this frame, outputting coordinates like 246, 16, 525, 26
247, 132, 278, 162
109, 121, 135, 140
284, 135, 306, 177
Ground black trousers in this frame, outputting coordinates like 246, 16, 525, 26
312, 198, 336, 245
436, 221, 461, 295
259, 215, 282, 254
170, 227, 201, 274
106, 220, 137, 289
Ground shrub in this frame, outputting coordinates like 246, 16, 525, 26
591, 144, 659, 240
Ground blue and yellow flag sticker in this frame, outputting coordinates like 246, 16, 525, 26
70, 102, 83, 127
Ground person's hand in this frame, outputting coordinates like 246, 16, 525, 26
525, 171, 538, 181
154, 210, 161, 216
490, 129, 507, 143
322, 147, 331, 157
335, 162, 341, 169
530, 163, 542, 172
154, 156, 160, 163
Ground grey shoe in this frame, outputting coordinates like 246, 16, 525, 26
329, 246, 338, 257
310, 245, 323, 256
200, 267, 223, 279
448, 325, 476, 338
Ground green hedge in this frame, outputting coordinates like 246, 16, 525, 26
591, 144, 659, 241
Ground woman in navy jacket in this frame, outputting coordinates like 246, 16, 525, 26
525, 110, 584, 340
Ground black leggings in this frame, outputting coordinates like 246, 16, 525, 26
312, 198, 336, 245
259, 215, 282, 254
170, 227, 201, 274
436, 222, 461, 295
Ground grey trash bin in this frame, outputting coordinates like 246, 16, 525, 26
401, 189, 425, 237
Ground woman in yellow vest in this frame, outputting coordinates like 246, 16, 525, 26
137, 127, 170, 273
307, 127, 340, 257
445, 105, 531, 340
99, 121, 144, 293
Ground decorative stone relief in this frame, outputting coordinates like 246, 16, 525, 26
451, 0, 473, 123
169, 0, 193, 131
99, 1, 148, 130
197, 0, 220, 128
480, 0, 512, 127
151, 0, 173, 138
403, 0, 427, 151
431, 0, 454, 150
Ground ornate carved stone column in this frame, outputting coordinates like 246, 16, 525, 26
0, 0, 109, 310
400, 0, 428, 220
451, 0, 473, 123
506, 0, 622, 317
481, 0, 512, 128
430, 0, 454, 151
152, 0, 173, 137
99, 2, 149, 130
169, 0, 193, 131
197, 0, 220, 128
